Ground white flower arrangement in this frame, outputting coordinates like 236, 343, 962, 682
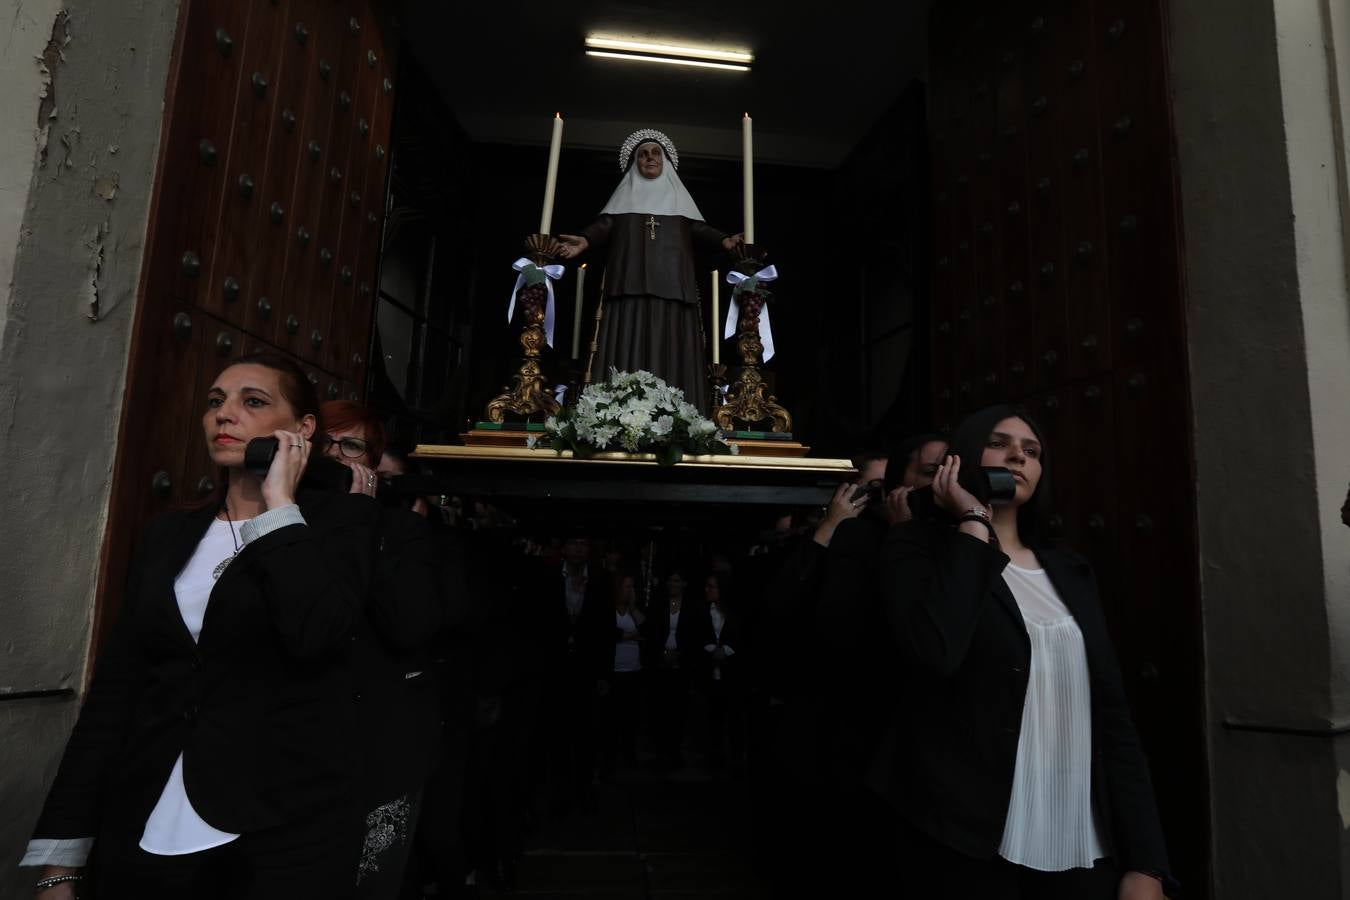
543, 369, 731, 465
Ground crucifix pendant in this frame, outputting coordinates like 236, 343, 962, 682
644, 215, 660, 240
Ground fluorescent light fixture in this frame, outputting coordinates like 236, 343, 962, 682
585, 35, 754, 64
585, 50, 750, 72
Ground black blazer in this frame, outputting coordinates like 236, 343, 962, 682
700, 601, 746, 685
813, 514, 898, 789
353, 506, 457, 806
530, 562, 614, 681
33, 489, 380, 841
878, 521, 1172, 881
641, 599, 711, 672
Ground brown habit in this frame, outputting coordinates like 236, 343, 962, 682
581, 213, 726, 412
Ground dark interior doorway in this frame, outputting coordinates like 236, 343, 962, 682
370, 0, 1208, 896
94, 1, 1209, 896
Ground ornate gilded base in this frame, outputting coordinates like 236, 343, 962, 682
712, 243, 793, 434
484, 233, 565, 423
485, 325, 559, 422
713, 325, 792, 432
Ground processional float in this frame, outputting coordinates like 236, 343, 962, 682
415, 112, 852, 526
465, 112, 804, 457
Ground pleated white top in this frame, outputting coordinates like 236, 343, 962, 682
141, 518, 244, 856
997, 563, 1106, 872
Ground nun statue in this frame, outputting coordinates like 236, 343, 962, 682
558, 129, 740, 412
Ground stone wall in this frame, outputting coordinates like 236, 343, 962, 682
1171, 0, 1350, 895
0, 0, 179, 893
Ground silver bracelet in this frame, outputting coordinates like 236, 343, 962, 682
35, 873, 83, 891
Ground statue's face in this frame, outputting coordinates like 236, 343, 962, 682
635, 142, 664, 179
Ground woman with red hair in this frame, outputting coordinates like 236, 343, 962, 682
318, 401, 386, 497
318, 400, 446, 900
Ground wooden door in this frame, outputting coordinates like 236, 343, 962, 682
928, 0, 1208, 894
93, 0, 399, 652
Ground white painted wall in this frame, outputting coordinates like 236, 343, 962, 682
0, 0, 64, 339
1172, 0, 1350, 895
1279, 0, 1350, 716
0, 0, 179, 893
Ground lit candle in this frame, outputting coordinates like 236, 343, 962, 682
540, 112, 563, 235
711, 269, 720, 365
742, 112, 754, 245
572, 264, 587, 359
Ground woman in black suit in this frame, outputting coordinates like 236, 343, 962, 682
319, 401, 449, 899
641, 569, 709, 771
24, 353, 380, 899
698, 572, 746, 774
880, 404, 1174, 899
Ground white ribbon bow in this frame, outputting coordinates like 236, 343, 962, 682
724, 265, 780, 362
507, 257, 565, 347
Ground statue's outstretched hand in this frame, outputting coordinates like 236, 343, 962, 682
722, 233, 744, 251
557, 234, 588, 259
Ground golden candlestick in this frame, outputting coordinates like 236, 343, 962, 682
484, 233, 564, 423
713, 242, 792, 434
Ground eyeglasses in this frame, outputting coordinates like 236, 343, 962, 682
319, 435, 370, 460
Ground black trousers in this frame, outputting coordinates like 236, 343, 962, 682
600, 670, 643, 770
95, 812, 356, 900
704, 677, 748, 771
649, 666, 690, 767
541, 664, 598, 808
409, 716, 471, 893
897, 821, 1119, 900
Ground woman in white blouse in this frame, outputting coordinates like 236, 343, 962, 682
879, 404, 1174, 899
25, 354, 380, 899
601, 572, 645, 771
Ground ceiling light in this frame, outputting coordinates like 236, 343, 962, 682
585, 36, 754, 65
585, 50, 750, 72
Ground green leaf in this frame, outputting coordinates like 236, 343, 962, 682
656, 444, 683, 466
520, 263, 546, 286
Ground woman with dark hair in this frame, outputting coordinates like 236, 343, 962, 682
880, 404, 1174, 899
599, 570, 645, 774
24, 353, 380, 899
641, 569, 707, 772
698, 571, 745, 774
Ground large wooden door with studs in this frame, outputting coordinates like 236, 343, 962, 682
927, 0, 1208, 893
95, 0, 399, 652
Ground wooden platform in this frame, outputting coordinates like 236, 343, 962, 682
409, 444, 854, 531
459, 430, 810, 457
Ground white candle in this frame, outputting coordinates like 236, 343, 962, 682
711, 269, 720, 365
572, 264, 586, 359
540, 112, 563, 235
742, 112, 754, 245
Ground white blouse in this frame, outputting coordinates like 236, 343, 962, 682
21, 504, 305, 869
703, 604, 736, 681
614, 610, 642, 673
997, 563, 1106, 872
140, 517, 245, 856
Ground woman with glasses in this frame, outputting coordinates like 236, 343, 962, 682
25, 354, 381, 899
317, 401, 447, 900
317, 401, 385, 498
